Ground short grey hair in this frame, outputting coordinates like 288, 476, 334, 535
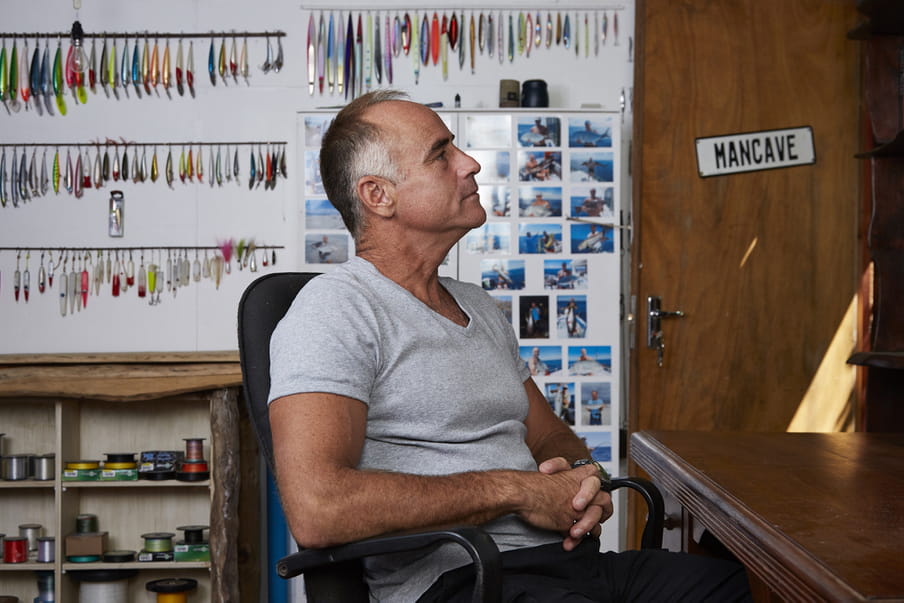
319, 90, 407, 240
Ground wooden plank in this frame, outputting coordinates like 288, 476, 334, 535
0, 362, 242, 400
210, 387, 241, 603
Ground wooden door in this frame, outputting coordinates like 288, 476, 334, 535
631, 3, 860, 437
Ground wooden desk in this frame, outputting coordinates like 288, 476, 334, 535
631, 431, 904, 602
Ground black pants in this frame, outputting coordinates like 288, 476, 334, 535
417, 539, 752, 602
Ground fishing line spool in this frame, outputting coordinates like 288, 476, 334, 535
70, 569, 137, 603
3, 536, 28, 563
175, 525, 210, 562
35, 570, 54, 603
139, 450, 182, 480
18, 523, 43, 558
139, 532, 175, 562
36, 536, 55, 563
33, 453, 56, 480
76, 513, 99, 534
146, 578, 198, 603
1, 454, 31, 480
176, 438, 209, 481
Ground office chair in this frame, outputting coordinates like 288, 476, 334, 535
238, 272, 665, 603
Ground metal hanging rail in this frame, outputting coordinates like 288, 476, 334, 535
0, 141, 288, 148
0, 245, 284, 252
0, 31, 286, 40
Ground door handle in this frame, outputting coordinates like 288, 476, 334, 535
647, 296, 685, 367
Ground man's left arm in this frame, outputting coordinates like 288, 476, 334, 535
522, 377, 613, 549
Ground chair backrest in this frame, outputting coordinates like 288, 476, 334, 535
237, 272, 321, 474
238, 272, 372, 602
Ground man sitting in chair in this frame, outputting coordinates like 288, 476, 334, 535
268, 90, 750, 602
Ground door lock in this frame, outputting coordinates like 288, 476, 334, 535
647, 296, 685, 367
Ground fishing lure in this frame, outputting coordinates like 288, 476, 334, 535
248, 149, 255, 190
165, 147, 174, 188
526, 13, 533, 57
93, 146, 102, 189
355, 15, 363, 95
52, 148, 60, 193
419, 14, 429, 66
9, 39, 20, 112
0, 41, 7, 110
142, 37, 151, 95
274, 34, 284, 72
186, 41, 195, 97
131, 38, 142, 97
218, 37, 227, 85
307, 14, 316, 95
150, 38, 159, 92
208, 37, 216, 86
121, 145, 129, 181
38, 252, 46, 294
384, 14, 392, 84
215, 145, 222, 186
229, 36, 238, 83
239, 37, 250, 85
150, 147, 158, 182
0, 148, 6, 208
196, 146, 204, 183
10, 148, 18, 207
30, 41, 42, 115
430, 13, 439, 65
88, 38, 97, 92
73, 150, 83, 198
344, 15, 354, 99
162, 40, 171, 96
374, 15, 382, 85
175, 39, 184, 96
469, 14, 476, 72
487, 14, 494, 58
327, 14, 335, 93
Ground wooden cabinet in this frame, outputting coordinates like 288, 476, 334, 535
846, 0, 904, 430
0, 354, 242, 603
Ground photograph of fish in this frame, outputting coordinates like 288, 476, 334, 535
518, 150, 562, 181
304, 233, 348, 264
521, 345, 562, 377
577, 431, 612, 463
556, 295, 587, 338
569, 150, 613, 182
543, 258, 588, 290
520, 295, 550, 339
517, 116, 561, 147
570, 222, 614, 254
568, 117, 613, 148
580, 382, 612, 426
518, 223, 562, 254
568, 345, 612, 376
518, 186, 562, 217
570, 186, 614, 218
545, 382, 576, 426
480, 258, 525, 290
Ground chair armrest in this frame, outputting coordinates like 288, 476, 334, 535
607, 476, 664, 549
278, 526, 502, 603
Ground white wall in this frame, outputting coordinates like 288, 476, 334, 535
0, 0, 633, 354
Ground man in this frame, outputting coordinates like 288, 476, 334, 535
268, 90, 750, 601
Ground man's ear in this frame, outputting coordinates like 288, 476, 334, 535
357, 176, 395, 218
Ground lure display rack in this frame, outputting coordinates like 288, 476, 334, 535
0, 139, 288, 206
0, 30, 286, 116
303, 5, 627, 99
0, 243, 283, 312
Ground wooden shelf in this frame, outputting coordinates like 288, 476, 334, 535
0, 355, 240, 602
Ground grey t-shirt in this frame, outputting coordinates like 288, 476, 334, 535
269, 257, 558, 601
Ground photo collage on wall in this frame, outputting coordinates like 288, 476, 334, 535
454, 111, 621, 470
299, 110, 621, 470
301, 114, 353, 266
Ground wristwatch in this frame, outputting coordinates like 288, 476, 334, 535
571, 458, 612, 491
